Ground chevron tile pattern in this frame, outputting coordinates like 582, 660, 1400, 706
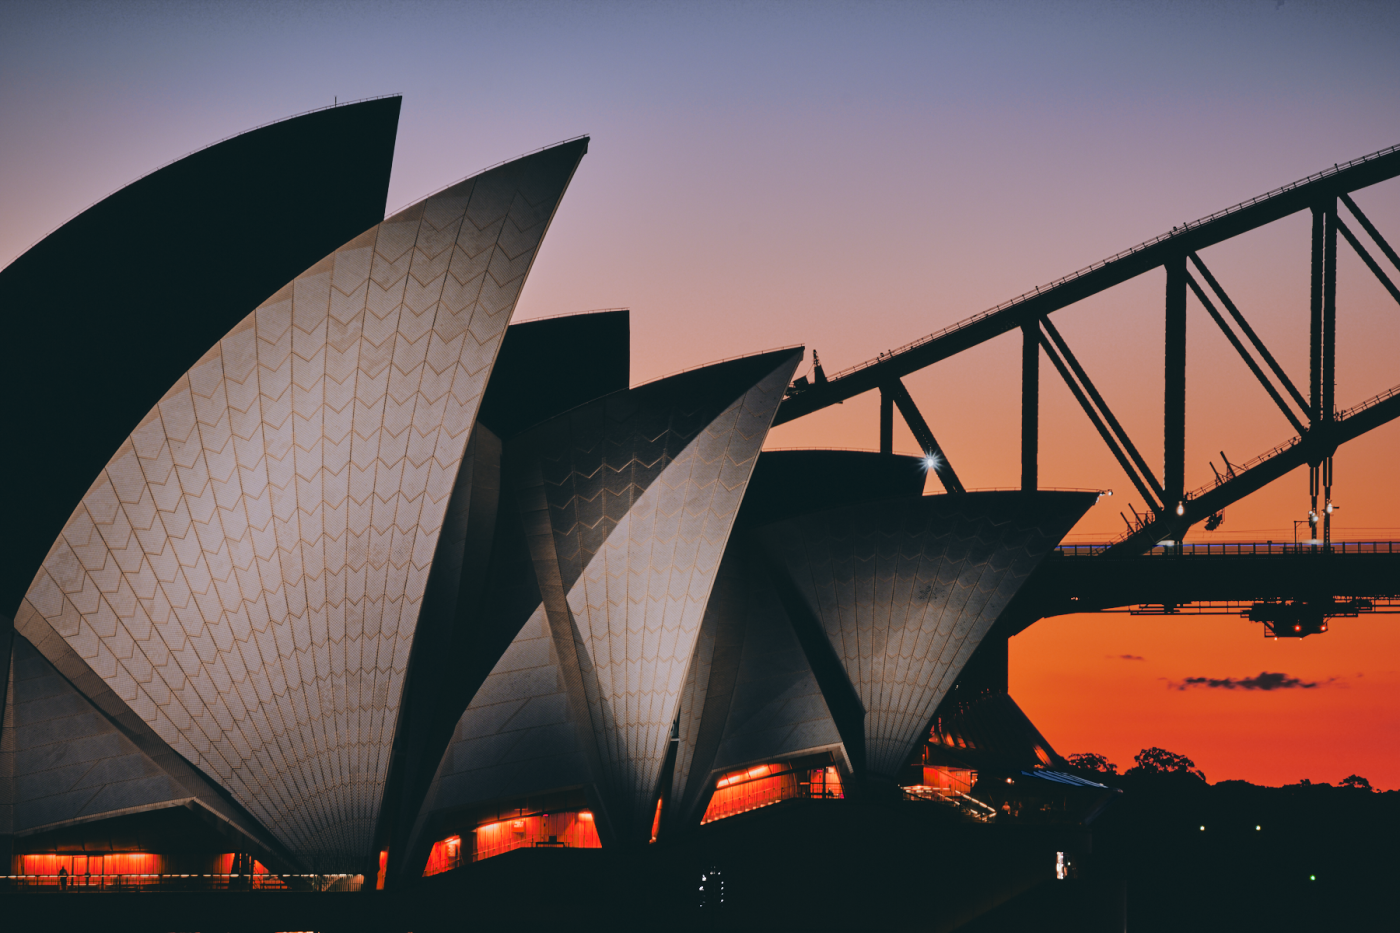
1, 637, 189, 835
670, 538, 843, 824
757, 492, 1093, 778
709, 558, 843, 775
416, 350, 800, 843
414, 604, 591, 820
18, 140, 585, 865
562, 353, 800, 832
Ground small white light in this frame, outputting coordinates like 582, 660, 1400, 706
1255, 825, 1261, 831
1176, 502, 1185, 516
922, 452, 942, 472
1199, 825, 1205, 831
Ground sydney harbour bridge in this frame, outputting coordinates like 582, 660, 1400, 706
1, 95, 1396, 930
779, 144, 1400, 640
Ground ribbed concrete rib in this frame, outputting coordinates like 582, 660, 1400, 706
0, 98, 402, 626
408, 349, 801, 852
562, 352, 801, 838
0, 99, 402, 755
1, 634, 283, 866
2, 635, 188, 835
18, 139, 587, 866
755, 492, 1094, 778
670, 536, 844, 828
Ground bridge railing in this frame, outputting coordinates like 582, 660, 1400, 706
1092, 380, 1400, 551
823, 142, 1400, 386
0, 873, 363, 892
1056, 541, 1400, 558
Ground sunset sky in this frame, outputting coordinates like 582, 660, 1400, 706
3, 1, 1398, 787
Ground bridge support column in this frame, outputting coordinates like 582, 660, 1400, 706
1022, 319, 1039, 491
1323, 457, 1334, 549
1309, 200, 1338, 550
1323, 199, 1337, 552
1165, 254, 1187, 516
1323, 201, 1337, 425
1310, 206, 1325, 422
879, 386, 894, 455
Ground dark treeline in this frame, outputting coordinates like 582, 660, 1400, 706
1065, 749, 1400, 932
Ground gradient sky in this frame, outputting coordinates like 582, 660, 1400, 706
3, 0, 1398, 787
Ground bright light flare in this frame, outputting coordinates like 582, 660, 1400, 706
921, 452, 942, 472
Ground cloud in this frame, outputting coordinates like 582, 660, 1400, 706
1114, 654, 1145, 661
1171, 671, 1333, 691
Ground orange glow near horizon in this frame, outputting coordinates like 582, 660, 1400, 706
752, 207, 1400, 794
3, 0, 1398, 822
1012, 611, 1400, 790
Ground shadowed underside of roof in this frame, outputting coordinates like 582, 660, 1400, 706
16, 137, 589, 866
0, 98, 403, 623
403, 349, 801, 868
670, 450, 925, 824
376, 311, 632, 878
755, 491, 1095, 778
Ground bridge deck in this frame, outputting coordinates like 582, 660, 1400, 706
1000, 541, 1400, 629
1058, 540, 1400, 558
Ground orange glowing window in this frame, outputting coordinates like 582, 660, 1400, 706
811, 765, 844, 799
921, 766, 978, 796
701, 762, 844, 824
18, 852, 164, 886
426, 810, 602, 873
422, 836, 462, 877
214, 853, 271, 875
649, 797, 663, 844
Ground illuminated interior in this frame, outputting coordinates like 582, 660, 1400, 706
13, 852, 276, 887
422, 835, 462, 876
424, 809, 601, 875
649, 798, 663, 844
930, 723, 975, 750
917, 766, 978, 797
700, 761, 845, 825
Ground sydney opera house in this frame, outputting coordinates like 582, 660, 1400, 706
0, 97, 1117, 928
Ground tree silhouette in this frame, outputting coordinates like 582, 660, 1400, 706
1124, 747, 1206, 782
1067, 752, 1118, 774
1340, 774, 1373, 791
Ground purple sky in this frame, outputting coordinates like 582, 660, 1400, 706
4, 0, 1399, 787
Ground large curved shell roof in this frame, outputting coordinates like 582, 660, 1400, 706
15, 138, 587, 865
403, 349, 801, 865
0, 98, 403, 622
755, 491, 1094, 778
